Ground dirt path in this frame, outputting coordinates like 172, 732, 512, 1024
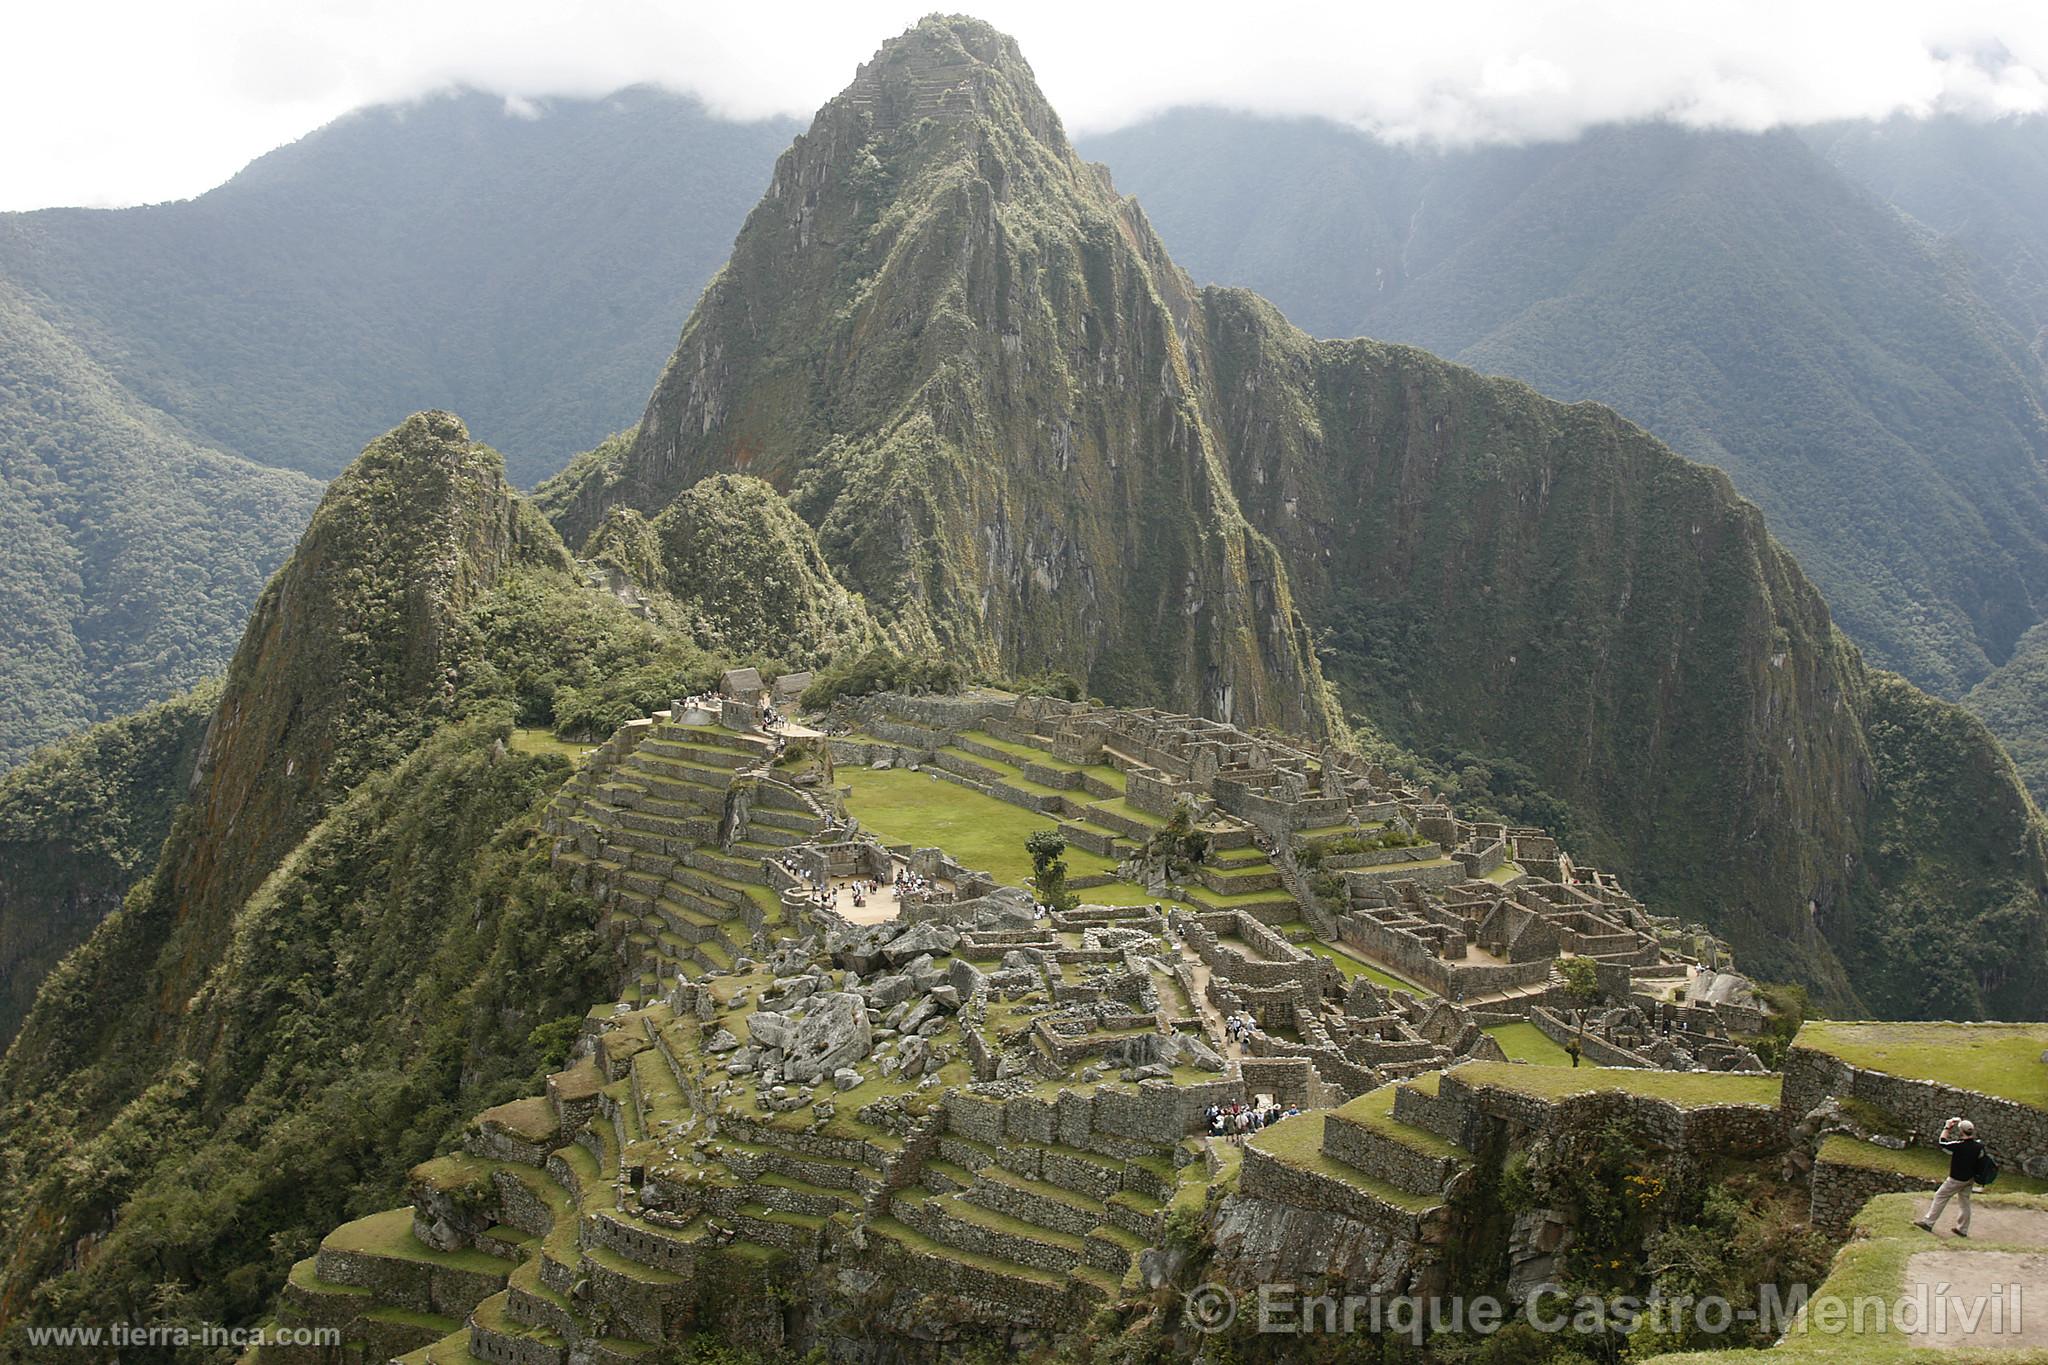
1903, 1207, 2048, 1353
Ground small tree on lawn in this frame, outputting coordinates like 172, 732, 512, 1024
1560, 954, 1602, 1061
1560, 955, 1601, 1007
1025, 829, 1079, 913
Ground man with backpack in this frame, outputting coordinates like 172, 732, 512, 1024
1915, 1117, 1987, 1238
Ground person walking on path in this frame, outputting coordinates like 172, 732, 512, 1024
1915, 1118, 1984, 1237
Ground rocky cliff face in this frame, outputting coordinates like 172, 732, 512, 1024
1185, 292, 2048, 1015
539, 18, 1338, 737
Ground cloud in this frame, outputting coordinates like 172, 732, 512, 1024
3, 0, 2046, 211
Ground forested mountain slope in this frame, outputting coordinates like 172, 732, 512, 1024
1812, 114, 2048, 381
1083, 114, 2048, 701
0, 89, 795, 484
0, 688, 213, 1046
0, 279, 321, 769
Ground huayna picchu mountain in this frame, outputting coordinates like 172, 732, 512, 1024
541, 16, 2044, 1018
2, 13, 2047, 1359
537, 21, 1341, 739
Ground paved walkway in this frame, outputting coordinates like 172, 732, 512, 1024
1903, 1206, 2048, 1352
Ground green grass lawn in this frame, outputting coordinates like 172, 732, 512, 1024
837, 765, 1118, 886
322, 1208, 509, 1272
1795, 1021, 2048, 1111
509, 727, 597, 762
1299, 941, 1436, 997
959, 729, 1087, 770
1483, 860, 1525, 884
1452, 1061, 1782, 1109
1485, 1021, 1574, 1066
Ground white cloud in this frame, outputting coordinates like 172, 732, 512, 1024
3, 0, 2046, 211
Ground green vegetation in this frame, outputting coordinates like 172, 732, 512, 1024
1024, 830, 1079, 913
1485, 1021, 1574, 1066
1559, 956, 1602, 1007
0, 687, 216, 1044
1294, 824, 1429, 869
1795, 1020, 2048, 1109
799, 649, 968, 711
1453, 1061, 1783, 1109
836, 765, 1117, 887
0, 279, 322, 770
1966, 616, 2048, 804
0, 714, 611, 1344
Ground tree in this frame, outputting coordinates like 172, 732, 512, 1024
1560, 955, 1601, 1007
1024, 829, 1078, 913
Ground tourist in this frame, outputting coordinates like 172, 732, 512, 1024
1915, 1118, 1984, 1237
1566, 1039, 1582, 1068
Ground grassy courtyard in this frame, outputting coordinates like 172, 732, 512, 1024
838, 765, 1106, 884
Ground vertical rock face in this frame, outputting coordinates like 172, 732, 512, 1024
540, 16, 1339, 737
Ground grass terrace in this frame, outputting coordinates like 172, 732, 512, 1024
838, 765, 1116, 885
322, 1208, 509, 1273
1484, 1021, 1574, 1066
1817, 1134, 2048, 1194
1795, 1021, 2048, 1111
1332, 1084, 1466, 1162
1299, 941, 1435, 997
1246, 1113, 1442, 1213
1451, 1061, 1782, 1109
509, 727, 598, 763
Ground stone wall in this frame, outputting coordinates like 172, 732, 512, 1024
1782, 1042, 2048, 1171
1809, 1155, 1929, 1237
1440, 1072, 1784, 1159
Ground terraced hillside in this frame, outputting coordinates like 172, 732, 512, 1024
246, 681, 1801, 1360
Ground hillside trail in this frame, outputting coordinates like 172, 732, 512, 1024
1903, 1205, 2048, 1352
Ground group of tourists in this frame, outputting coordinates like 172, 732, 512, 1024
1205, 1100, 1298, 1143
1223, 1011, 1261, 1047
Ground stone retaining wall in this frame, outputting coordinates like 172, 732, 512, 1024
1782, 1041, 2048, 1170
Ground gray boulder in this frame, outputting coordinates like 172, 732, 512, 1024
783, 992, 875, 1083
747, 1011, 792, 1052
881, 921, 961, 966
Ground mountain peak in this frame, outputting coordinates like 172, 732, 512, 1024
826, 14, 1068, 159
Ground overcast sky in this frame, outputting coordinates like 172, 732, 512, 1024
4, 0, 2046, 212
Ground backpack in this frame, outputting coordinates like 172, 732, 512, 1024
1976, 1149, 2000, 1187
